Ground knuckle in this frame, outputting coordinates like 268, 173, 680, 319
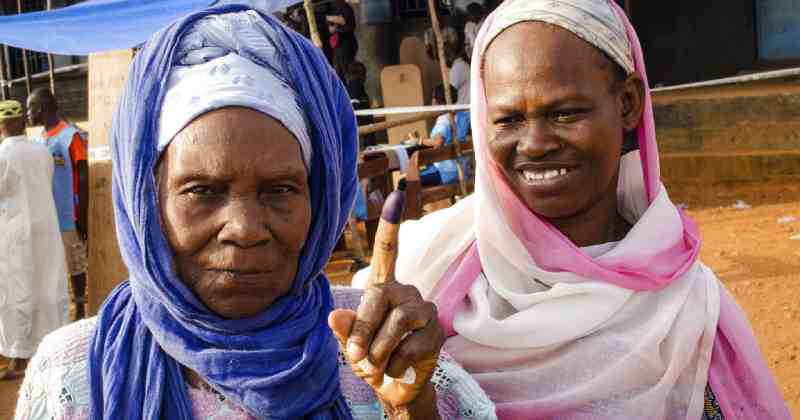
394, 342, 422, 362
349, 319, 377, 339
364, 285, 387, 302
390, 307, 415, 330
399, 284, 423, 301
423, 302, 437, 319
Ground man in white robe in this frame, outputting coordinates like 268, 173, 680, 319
0, 100, 68, 380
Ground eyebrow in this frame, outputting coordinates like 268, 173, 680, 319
489, 91, 593, 115
171, 164, 308, 184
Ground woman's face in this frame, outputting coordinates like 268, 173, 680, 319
483, 22, 642, 221
158, 107, 312, 320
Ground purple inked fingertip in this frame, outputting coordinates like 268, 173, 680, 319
381, 189, 406, 224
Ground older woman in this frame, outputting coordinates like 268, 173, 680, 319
13, 4, 495, 420
356, 1, 790, 419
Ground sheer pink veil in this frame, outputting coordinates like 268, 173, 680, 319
429, 1, 790, 418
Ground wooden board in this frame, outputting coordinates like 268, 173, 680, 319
87, 50, 133, 315
380, 64, 428, 145
399, 36, 442, 106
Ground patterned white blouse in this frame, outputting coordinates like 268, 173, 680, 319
13, 288, 496, 420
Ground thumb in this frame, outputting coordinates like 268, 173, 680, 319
328, 309, 357, 346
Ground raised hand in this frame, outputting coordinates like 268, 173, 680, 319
328, 188, 444, 419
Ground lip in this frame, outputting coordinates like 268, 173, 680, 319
205, 269, 272, 283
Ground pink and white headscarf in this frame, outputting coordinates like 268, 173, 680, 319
356, 0, 789, 418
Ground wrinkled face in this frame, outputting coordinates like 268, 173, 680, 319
158, 107, 312, 320
26, 95, 43, 126
483, 22, 641, 221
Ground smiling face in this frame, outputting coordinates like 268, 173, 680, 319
158, 107, 312, 320
483, 22, 643, 229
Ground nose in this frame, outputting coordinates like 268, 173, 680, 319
217, 197, 272, 248
515, 120, 562, 159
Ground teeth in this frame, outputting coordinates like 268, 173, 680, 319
522, 168, 570, 182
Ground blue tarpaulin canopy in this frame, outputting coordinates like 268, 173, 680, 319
0, 0, 302, 55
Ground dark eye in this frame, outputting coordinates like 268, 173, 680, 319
186, 185, 217, 197
494, 114, 525, 126
264, 185, 296, 195
551, 109, 588, 123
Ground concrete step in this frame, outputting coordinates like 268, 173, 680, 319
653, 93, 800, 154
657, 122, 800, 154
661, 150, 800, 184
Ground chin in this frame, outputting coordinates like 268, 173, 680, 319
208, 297, 274, 320
520, 192, 591, 221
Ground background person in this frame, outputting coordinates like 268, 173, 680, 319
415, 84, 471, 187
27, 88, 89, 320
0, 100, 68, 381
463, 2, 486, 60
326, 0, 358, 80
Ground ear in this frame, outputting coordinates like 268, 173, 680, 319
620, 73, 645, 132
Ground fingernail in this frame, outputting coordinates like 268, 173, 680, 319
399, 367, 416, 384
357, 358, 378, 374
384, 367, 416, 386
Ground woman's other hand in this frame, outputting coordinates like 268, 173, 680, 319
329, 282, 444, 419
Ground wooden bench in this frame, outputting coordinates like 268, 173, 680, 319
404, 139, 474, 220
339, 153, 397, 264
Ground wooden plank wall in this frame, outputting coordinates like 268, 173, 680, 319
87, 50, 133, 315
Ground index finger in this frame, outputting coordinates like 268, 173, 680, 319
366, 187, 405, 287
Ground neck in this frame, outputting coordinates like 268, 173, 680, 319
1, 131, 23, 141
184, 367, 212, 392
44, 115, 60, 131
548, 180, 630, 248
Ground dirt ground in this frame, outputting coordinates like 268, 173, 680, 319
2, 200, 800, 419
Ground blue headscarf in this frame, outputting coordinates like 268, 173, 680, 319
88, 4, 358, 419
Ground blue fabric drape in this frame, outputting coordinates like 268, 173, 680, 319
88, 4, 358, 419
0, 0, 303, 55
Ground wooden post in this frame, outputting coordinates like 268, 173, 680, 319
2, 46, 10, 86
16, 0, 31, 96
87, 50, 133, 315
46, 0, 56, 94
0, 44, 7, 100
304, 0, 323, 49
624, 0, 632, 17
427, 0, 468, 197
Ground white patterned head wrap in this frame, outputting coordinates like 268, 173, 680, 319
483, 0, 634, 74
157, 12, 312, 169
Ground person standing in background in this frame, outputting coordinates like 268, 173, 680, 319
464, 2, 486, 60
26, 88, 89, 320
445, 42, 471, 105
0, 100, 69, 380
326, 0, 358, 80
425, 14, 459, 61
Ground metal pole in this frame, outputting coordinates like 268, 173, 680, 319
303, 0, 324, 49
358, 111, 442, 136
16, 0, 31, 96
427, 0, 468, 197
46, 0, 56, 94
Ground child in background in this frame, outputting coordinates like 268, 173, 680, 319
417, 84, 471, 186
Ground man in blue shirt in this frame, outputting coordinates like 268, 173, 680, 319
417, 84, 471, 186
27, 88, 89, 320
